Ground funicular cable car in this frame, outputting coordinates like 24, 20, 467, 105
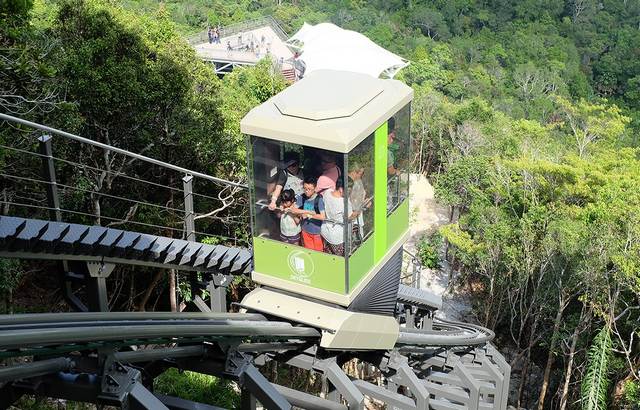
240, 70, 413, 350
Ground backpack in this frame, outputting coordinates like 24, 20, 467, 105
301, 193, 321, 214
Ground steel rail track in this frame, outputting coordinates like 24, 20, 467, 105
0, 320, 320, 350
0, 311, 266, 325
397, 317, 495, 346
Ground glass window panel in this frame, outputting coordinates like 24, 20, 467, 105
346, 132, 375, 255
250, 136, 284, 242
312, 149, 345, 256
250, 136, 348, 257
387, 103, 411, 214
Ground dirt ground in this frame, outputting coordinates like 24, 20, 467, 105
406, 173, 474, 322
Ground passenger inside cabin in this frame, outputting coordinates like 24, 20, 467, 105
321, 178, 357, 256
292, 176, 325, 252
387, 116, 400, 211
387, 116, 398, 176
315, 152, 340, 194
268, 151, 304, 210
276, 189, 301, 245
348, 164, 367, 246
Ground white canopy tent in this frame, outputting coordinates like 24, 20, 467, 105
287, 22, 409, 79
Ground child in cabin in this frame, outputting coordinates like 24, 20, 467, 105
277, 189, 301, 245
292, 176, 325, 252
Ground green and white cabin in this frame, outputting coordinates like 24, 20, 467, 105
241, 69, 413, 313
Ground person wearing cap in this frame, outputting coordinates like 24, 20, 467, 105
268, 151, 304, 210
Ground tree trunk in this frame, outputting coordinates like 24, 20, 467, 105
168, 269, 177, 312
517, 354, 530, 409
537, 303, 565, 410
559, 308, 589, 410
137, 270, 164, 311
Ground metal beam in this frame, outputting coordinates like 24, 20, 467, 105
113, 345, 206, 364
0, 357, 73, 383
352, 379, 415, 409
272, 383, 347, 410
129, 382, 170, 410
155, 393, 227, 410
240, 364, 290, 410
324, 361, 364, 410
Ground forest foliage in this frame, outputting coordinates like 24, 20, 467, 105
1, 0, 639, 408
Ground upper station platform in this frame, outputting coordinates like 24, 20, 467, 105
189, 17, 295, 77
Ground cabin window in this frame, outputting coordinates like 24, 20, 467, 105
345, 132, 375, 256
387, 103, 411, 214
248, 136, 350, 257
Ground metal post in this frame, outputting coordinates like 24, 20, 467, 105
38, 135, 86, 311
183, 174, 196, 306
38, 135, 61, 222
86, 276, 108, 312
85, 262, 113, 312
182, 175, 195, 242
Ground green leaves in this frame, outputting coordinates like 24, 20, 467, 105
581, 325, 613, 410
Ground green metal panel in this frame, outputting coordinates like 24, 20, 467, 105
347, 235, 375, 292
387, 199, 409, 247
374, 123, 388, 262
253, 237, 346, 294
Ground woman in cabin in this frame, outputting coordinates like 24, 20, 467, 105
348, 164, 367, 246
321, 178, 358, 256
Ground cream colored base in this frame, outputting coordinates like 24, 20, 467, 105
251, 230, 410, 307
240, 288, 399, 350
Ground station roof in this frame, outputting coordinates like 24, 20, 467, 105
240, 70, 413, 153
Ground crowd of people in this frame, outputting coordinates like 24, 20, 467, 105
265, 150, 363, 257
207, 26, 221, 44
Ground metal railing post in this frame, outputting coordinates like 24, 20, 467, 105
38, 135, 90, 311
182, 174, 196, 309
38, 135, 61, 222
183, 174, 195, 241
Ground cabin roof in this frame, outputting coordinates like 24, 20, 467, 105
240, 70, 413, 153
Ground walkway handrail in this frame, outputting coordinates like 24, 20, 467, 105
187, 16, 289, 45
0, 113, 247, 189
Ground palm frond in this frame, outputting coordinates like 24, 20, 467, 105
581, 325, 612, 410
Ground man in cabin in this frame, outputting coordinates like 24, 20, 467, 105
267, 151, 304, 210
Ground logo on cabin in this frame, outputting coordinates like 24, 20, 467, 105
287, 250, 314, 284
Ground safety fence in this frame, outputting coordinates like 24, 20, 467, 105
187, 15, 289, 45
0, 113, 249, 247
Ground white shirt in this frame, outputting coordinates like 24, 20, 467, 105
280, 211, 301, 237
283, 169, 304, 197
321, 190, 353, 245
